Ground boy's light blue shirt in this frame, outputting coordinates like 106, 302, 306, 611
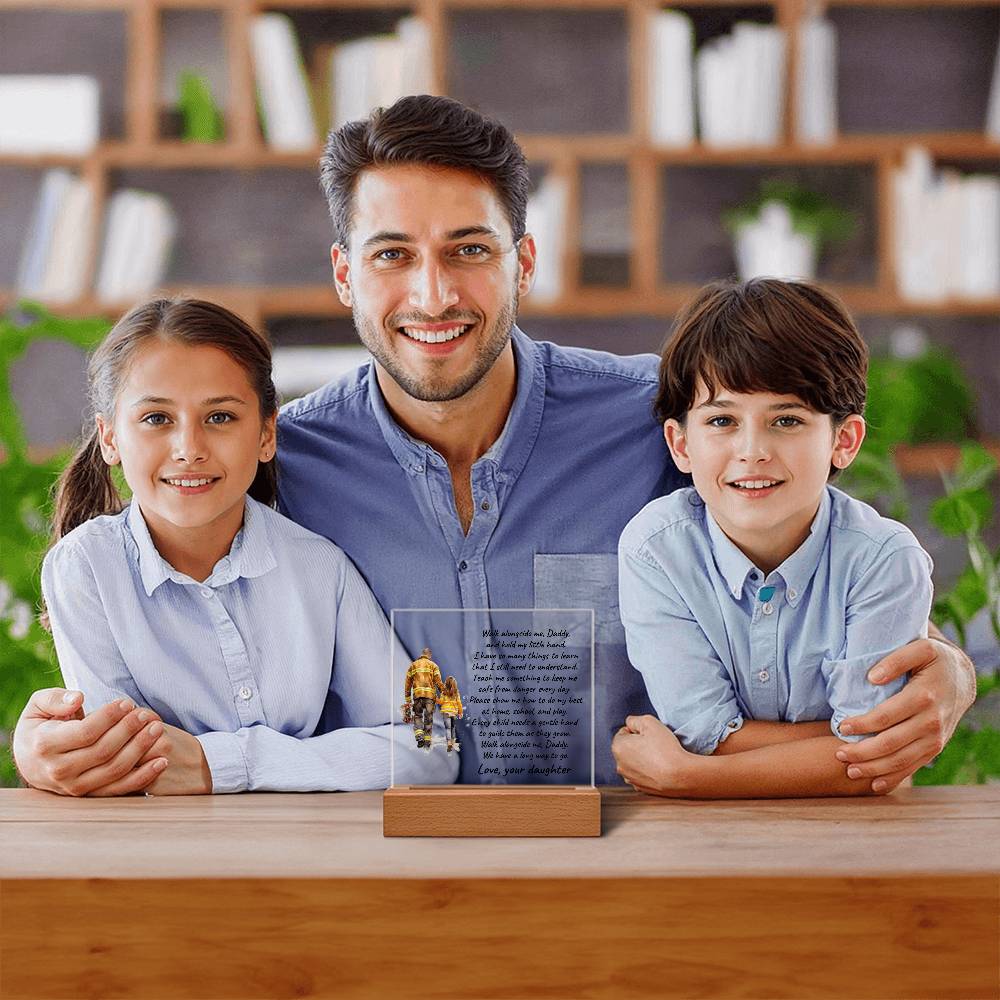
41, 497, 456, 792
618, 485, 934, 754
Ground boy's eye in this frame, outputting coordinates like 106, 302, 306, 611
707, 415, 734, 427
207, 412, 235, 425
140, 412, 169, 426
774, 415, 803, 428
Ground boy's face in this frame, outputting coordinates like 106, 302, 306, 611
664, 382, 865, 570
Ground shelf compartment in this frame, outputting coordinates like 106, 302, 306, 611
579, 162, 631, 288
658, 161, 879, 286
0, 8, 128, 142
830, 5, 1000, 135
157, 8, 230, 142
109, 167, 336, 286
446, 7, 630, 135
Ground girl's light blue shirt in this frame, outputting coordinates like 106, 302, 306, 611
41, 498, 456, 792
618, 485, 934, 754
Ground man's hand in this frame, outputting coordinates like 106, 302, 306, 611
612, 714, 694, 795
835, 637, 977, 793
139, 723, 212, 796
12, 688, 167, 797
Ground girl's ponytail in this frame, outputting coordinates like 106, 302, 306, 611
50, 427, 123, 544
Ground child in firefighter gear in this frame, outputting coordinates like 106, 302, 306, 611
437, 676, 464, 753
404, 647, 443, 749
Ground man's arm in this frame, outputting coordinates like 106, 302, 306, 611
12, 689, 166, 796
834, 631, 977, 792
613, 714, 874, 798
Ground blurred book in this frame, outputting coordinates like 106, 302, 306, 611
987, 35, 1000, 140
648, 10, 695, 147
273, 346, 371, 398
696, 23, 785, 147
16, 170, 96, 304
525, 172, 569, 304
96, 190, 177, 304
893, 148, 1000, 303
177, 71, 225, 143
328, 18, 432, 130
251, 13, 317, 151
0, 76, 99, 155
795, 15, 837, 144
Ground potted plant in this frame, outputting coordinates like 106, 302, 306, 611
724, 179, 856, 281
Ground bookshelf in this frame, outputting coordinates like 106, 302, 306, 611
1, 1, 999, 480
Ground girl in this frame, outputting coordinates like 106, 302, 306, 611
437, 675, 464, 752
40, 297, 455, 795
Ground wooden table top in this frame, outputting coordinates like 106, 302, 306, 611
3, 786, 998, 881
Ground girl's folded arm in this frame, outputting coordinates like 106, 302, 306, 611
197, 552, 458, 793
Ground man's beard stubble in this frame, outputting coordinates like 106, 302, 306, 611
353, 289, 519, 404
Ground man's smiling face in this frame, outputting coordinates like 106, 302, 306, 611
331, 163, 535, 403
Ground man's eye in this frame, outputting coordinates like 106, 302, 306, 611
140, 413, 169, 426
374, 248, 406, 262
455, 244, 488, 258
207, 412, 235, 425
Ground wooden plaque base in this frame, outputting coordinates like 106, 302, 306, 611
383, 785, 601, 837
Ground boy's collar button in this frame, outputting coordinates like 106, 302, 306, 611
788, 588, 798, 600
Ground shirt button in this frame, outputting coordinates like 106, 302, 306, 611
458, 561, 468, 571
788, 588, 797, 600
238, 686, 253, 701
758, 670, 769, 683
480, 500, 491, 511
727, 720, 739, 729
761, 602, 773, 615
200, 588, 213, 598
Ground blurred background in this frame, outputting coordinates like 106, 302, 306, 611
1, 0, 998, 785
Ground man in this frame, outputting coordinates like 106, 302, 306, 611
14, 95, 975, 794
404, 648, 443, 749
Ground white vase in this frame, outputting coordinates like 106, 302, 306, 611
733, 201, 819, 281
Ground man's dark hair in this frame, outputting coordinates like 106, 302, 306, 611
654, 278, 868, 476
319, 95, 530, 248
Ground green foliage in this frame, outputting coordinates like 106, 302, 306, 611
177, 71, 224, 143
0, 304, 111, 785
724, 180, 857, 245
914, 674, 1000, 785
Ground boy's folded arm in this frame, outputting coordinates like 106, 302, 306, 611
688, 735, 877, 798
710, 719, 830, 754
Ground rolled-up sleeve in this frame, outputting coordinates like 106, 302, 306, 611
619, 538, 743, 755
41, 542, 149, 713
821, 538, 933, 742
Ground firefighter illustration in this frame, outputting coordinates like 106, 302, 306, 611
403, 647, 443, 750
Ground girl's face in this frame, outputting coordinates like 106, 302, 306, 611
96, 339, 276, 551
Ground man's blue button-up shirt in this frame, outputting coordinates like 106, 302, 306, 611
277, 326, 685, 783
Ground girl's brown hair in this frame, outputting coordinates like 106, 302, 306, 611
443, 676, 459, 698
654, 278, 868, 427
50, 297, 279, 546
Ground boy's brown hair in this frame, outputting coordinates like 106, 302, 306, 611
654, 278, 868, 428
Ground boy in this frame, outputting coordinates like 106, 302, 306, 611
614, 278, 933, 798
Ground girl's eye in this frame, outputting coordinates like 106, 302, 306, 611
775, 416, 803, 428
140, 412, 169, 426
207, 412, 234, 425
707, 416, 734, 427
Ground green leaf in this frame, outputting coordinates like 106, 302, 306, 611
929, 493, 982, 536
954, 442, 998, 493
